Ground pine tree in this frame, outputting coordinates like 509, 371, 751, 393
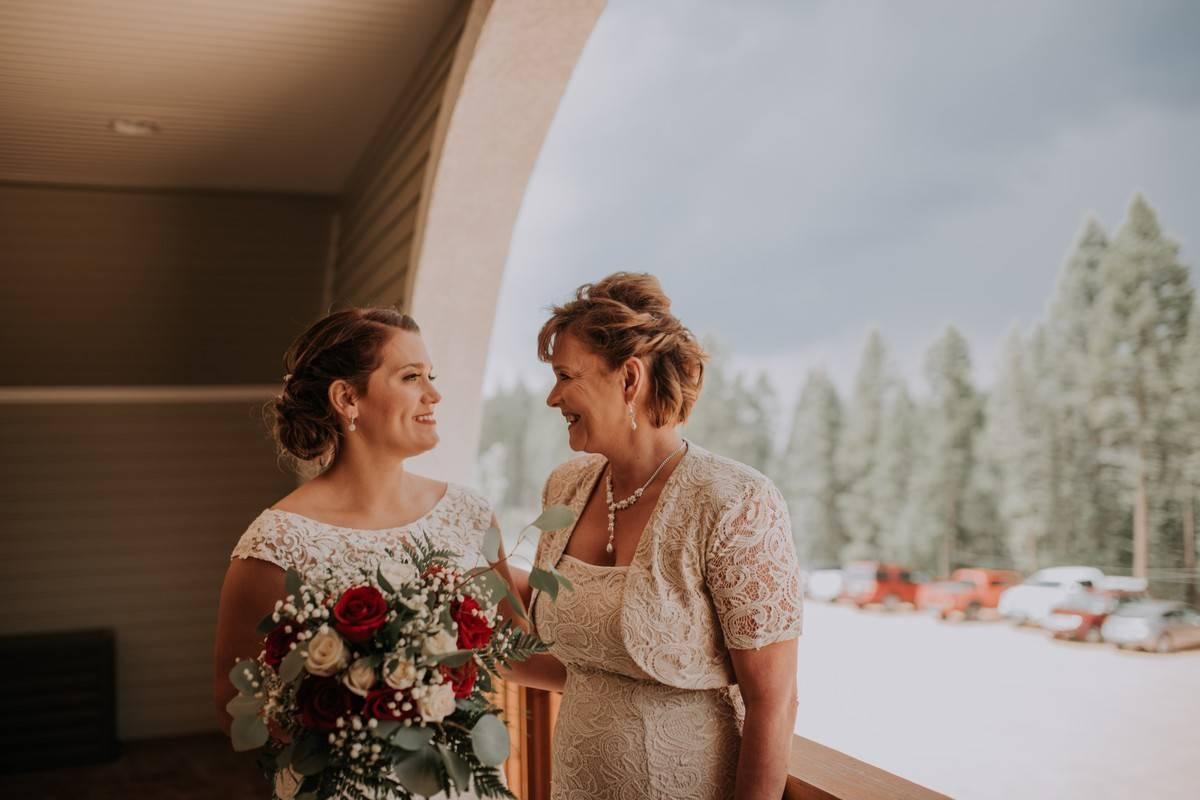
1042, 218, 1116, 566
1089, 195, 1193, 577
909, 326, 979, 576
870, 384, 918, 563
778, 369, 845, 567
837, 330, 887, 562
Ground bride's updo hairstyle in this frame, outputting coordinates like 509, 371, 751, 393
270, 308, 419, 465
537, 272, 707, 427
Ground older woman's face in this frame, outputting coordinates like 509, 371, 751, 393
545, 331, 627, 453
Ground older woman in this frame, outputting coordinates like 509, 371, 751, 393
511, 273, 803, 800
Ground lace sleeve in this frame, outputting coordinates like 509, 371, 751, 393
230, 512, 302, 572
706, 479, 804, 650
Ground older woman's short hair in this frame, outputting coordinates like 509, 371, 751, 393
537, 272, 708, 427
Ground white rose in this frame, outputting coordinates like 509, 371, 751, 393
417, 682, 456, 723
304, 627, 349, 677
384, 658, 420, 690
379, 559, 418, 589
342, 657, 377, 697
421, 628, 459, 659
274, 766, 302, 800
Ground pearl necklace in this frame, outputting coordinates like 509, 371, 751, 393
604, 440, 688, 555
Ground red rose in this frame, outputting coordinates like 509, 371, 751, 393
439, 659, 478, 699
296, 676, 360, 731
363, 687, 415, 721
453, 597, 493, 649
263, 623, 299, 669
333, 586, 388, 643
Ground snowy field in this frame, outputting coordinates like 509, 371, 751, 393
793, 601, 1200, 800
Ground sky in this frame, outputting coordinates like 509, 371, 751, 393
483, 0, 1200, 407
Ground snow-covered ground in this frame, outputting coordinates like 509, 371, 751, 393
794, 601, 1200, 800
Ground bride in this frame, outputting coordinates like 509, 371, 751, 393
213, 307, 519, 798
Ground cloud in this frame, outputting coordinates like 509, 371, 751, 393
485, 0, 1200, 407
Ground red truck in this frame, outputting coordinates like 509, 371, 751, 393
916, 568, 1023, 620
841, 562, 920, 609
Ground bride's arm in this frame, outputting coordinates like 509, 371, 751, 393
213, 557, 287, 736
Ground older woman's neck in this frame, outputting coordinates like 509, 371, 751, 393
605, 427, 686, 491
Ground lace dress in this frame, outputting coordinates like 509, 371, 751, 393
534, 556, 741, 800
230, 482, 495, 800
531, 444, 804, 800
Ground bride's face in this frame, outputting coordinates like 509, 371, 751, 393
353, 330, 441, 457
545, 331, 626, 454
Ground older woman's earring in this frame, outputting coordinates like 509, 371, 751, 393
348, 415, 357, 432
627, 403, 638, 432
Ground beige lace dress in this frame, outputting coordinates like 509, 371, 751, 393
531, 444, 804, 800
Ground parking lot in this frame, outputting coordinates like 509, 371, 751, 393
793, 600, 1200, 800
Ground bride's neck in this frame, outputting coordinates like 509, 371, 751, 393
317, 447, 410, 515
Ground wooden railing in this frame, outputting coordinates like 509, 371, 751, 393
501, 686, 950, 800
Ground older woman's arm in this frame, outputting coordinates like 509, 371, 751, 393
730, 639, 799, 799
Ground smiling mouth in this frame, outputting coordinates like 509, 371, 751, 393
563, 413, 580, 429
415, 413, 437, 425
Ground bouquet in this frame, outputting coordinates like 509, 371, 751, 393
226, 507, 575, 800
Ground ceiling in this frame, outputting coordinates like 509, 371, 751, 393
0, 0, 458, 194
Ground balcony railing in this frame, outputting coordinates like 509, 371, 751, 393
500, 686, 950, 800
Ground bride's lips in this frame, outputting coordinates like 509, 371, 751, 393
415, 413, 437, 425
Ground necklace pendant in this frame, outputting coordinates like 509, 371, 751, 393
605, 541, 614, 554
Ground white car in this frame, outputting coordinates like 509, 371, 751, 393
805, 569, 843, 602
997, 566, 1105, 625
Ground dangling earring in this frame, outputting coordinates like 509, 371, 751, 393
348, 415, 357, 432
627, 403, 638, 432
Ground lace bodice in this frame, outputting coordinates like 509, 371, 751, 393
230, 483, 494, 580
532, 444, 804, 690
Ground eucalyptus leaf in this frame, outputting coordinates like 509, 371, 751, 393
392, 745, 445, 797
435, 650, 474, 668
474, 570, 508, 606
292, 733, 330, 776
471, 714, 510, 766
231, 714, 268, 752
275, 741, 296, 769
256, 611, 279, 635
438, 743, 472, 792
285, 568, 303, 598
551, 568, 575, 593
529, 567, 559, 601
531, 504, 575, 532
501, 582, 529, 622
228, 659, 262, 694
279, 645, 307, 683
370, 720, 402, 740
482, 527, 502, 563
390, 725, 435, 750
225, 692, 264, 718
376, 566, 395, 594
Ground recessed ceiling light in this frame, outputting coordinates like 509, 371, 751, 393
109, 118, 160, 137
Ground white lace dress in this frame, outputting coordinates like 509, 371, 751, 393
230, 482, 495, 800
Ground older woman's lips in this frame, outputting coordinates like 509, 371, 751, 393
415, 413, 437, 425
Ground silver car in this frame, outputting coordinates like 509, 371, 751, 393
1100, 601, 1200, 653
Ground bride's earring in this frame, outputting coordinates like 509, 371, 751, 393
348, 415, 357, 432
627, 403, 637, 432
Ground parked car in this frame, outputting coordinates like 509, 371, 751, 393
1042, 581, 1149, 643
805, 568, 843, 602
997, 566, 1105, 625
1101, 601, 1200, 653
840, 562, 919, 609
916, 568, 1023, 620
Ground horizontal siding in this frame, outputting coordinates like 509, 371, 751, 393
0, 184, 335, 386
333, 1, 468, 309
0, 402, 296, 739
